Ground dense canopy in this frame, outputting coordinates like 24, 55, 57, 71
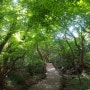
0, 0, 90, 90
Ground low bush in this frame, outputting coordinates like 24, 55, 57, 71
28, 59, 46, 76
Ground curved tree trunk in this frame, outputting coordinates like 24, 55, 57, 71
37, 44, 44, 61
65, 31, 75, 66
67, 29, 85, 68
36, 44, 49, 62
0, 22, 16, 54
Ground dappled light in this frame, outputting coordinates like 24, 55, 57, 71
14, 32, 22, 41
0, 0, 90, 90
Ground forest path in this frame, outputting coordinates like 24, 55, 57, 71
29, 63, 60, 90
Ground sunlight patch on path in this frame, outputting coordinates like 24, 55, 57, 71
47, 68, 55, 71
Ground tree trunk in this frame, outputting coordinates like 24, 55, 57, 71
37, 44, 44, 61
68, 29, 85, 68
0, 75, 5, 90
0, 22, 16, 54
79, 35, 85, 68
0, 58, 8, 90
65, 31, 75, 66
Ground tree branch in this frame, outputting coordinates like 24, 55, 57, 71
0, 22, 16, 54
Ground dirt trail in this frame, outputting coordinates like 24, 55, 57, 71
46, 63, 56, 71
29, 63, 60, 90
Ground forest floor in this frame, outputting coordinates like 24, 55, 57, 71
6, 63, 90, 90
28, 63, 90, 90
28, 63, 60, 90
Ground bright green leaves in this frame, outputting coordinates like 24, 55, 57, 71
0, 0, 90, 73
0, 1, 90, 88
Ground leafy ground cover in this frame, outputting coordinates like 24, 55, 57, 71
60, 69, 90, 90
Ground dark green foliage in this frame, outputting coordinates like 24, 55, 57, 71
28, 59, 46, 76
0, 0, 90, 89
70, 76, 90, 90
7, 67, 27, 87
7, 59, 46, 88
